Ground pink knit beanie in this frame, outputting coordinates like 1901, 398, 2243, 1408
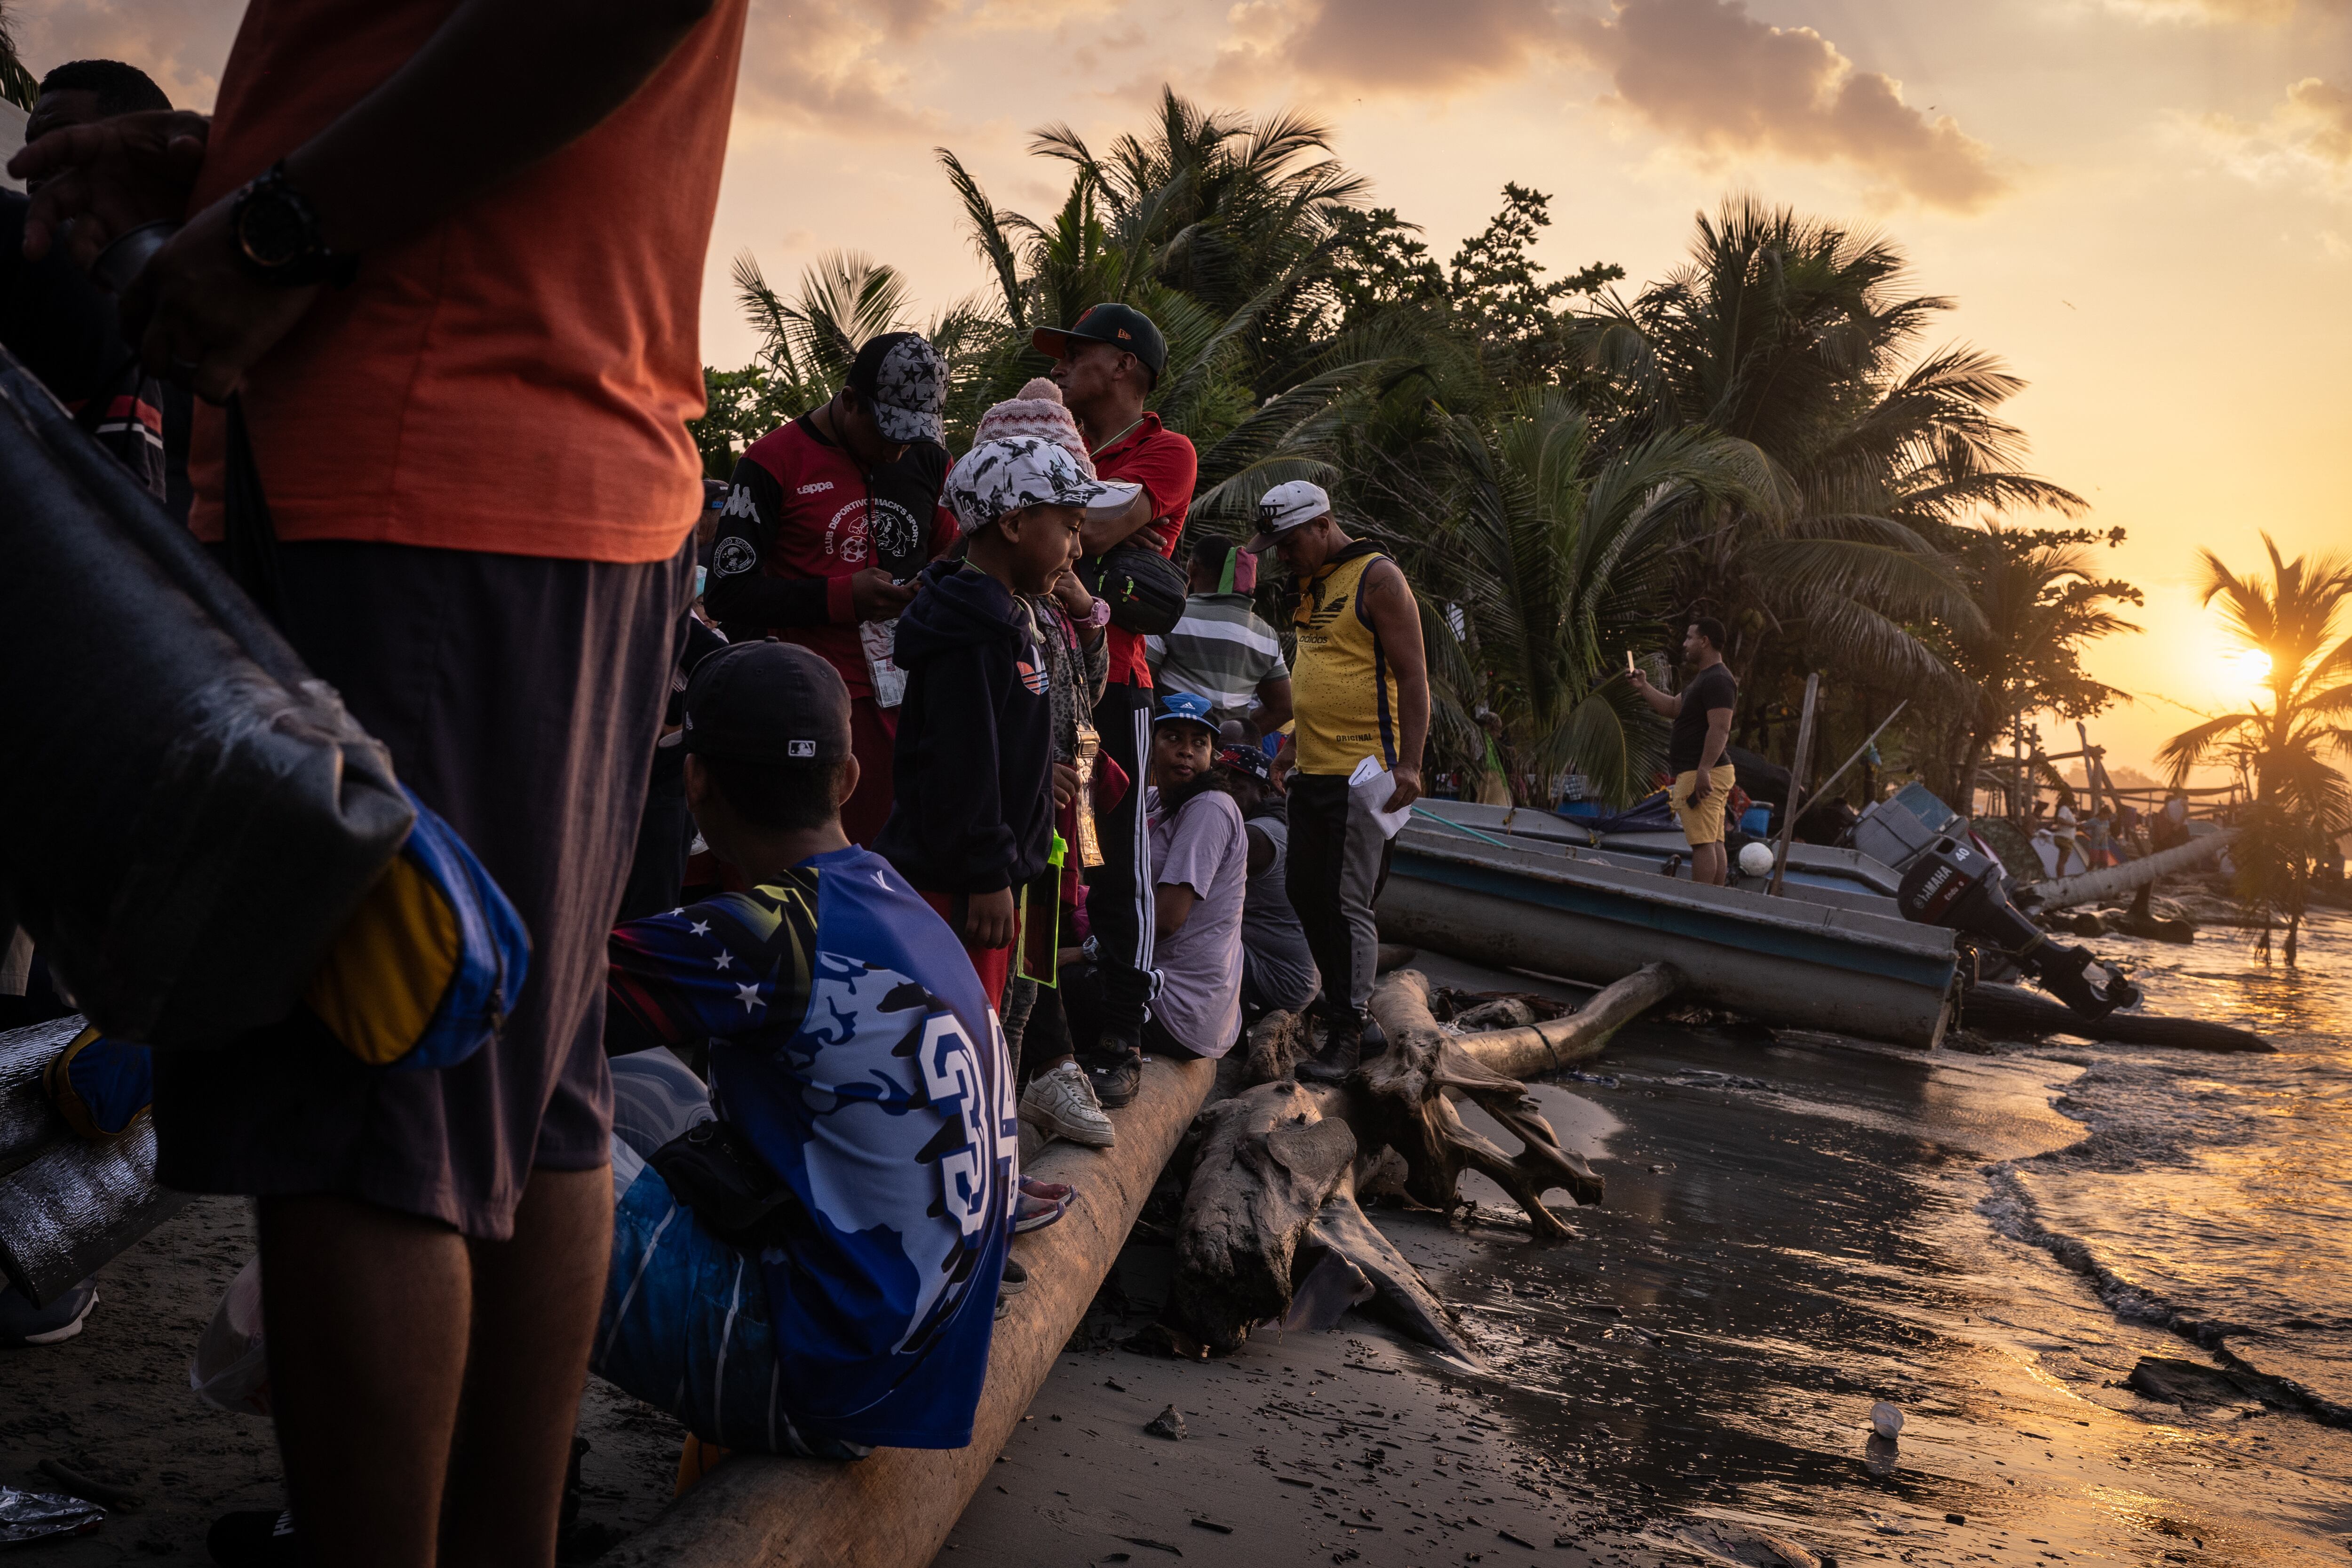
972, 378, 1095, 477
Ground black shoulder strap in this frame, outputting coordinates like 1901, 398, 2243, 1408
221, 393, 289, 630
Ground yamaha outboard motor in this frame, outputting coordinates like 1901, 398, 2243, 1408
1896, 837, 2141, 1021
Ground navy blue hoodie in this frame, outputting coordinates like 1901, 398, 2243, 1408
874, 560, 1056, 896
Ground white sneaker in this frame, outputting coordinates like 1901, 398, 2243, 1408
1020, 1061, 1116, 1148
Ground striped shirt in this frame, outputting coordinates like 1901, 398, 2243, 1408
1145, 592, 1288, 731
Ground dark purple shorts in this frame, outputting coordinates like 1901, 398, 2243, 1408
153, 537, 687, 1240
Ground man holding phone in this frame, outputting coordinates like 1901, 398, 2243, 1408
1630, 616, 1738, 886
705, 333, 954, 846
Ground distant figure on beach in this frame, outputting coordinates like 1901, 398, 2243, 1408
12, 0, 755, 1559
599, 642, 1015, 1459
1631, 617, 1738, 885
1255, 481, 1431, 1083
705, 333, 955, 846
1147, 533, 1294, 739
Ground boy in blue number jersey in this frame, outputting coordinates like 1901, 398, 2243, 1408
596, 641, 1016, 1455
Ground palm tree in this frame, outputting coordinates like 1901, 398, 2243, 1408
1579, 198, 2082, 707
691, 250, 992, 474
0, 5, 37, 112
933, 88, 1382, 454
1925, 525, 2141, 813
2159, 534, 2352, 961
1365, 389, 1777, 804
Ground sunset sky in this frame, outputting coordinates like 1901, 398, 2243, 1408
21, 0, 2352, 777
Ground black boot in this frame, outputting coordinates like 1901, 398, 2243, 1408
1295, 1010, 1363, 1084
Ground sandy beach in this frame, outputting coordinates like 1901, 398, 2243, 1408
5, 939, 2350, 1565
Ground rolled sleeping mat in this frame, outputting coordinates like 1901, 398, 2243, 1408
0, 1014, 182, 1308
0, 347, 415, 1047
0, 1015, 76, 1172
0, 1114, 184, 1307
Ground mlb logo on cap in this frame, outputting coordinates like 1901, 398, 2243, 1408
787, 740, 817, 758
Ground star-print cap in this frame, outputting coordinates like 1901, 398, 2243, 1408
944, 436, 1139, 537
848, 331, 948, 446
681, 641, 852, 765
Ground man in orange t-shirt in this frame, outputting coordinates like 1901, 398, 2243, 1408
13, 2, 748, 1562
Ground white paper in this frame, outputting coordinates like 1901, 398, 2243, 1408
1349, 755, 1414, 839
861, 617, 908, 709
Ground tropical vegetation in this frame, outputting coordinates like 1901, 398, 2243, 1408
2159, 537, 2352, 962
691, 87, 2169, 819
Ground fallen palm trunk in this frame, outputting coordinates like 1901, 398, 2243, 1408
603, 1051, 1217, 1568
2029, 832, 2233, 912
1167, 967, 1680, 1363
1444, 963, 1682, 1080
1965, 982, 2273, 1054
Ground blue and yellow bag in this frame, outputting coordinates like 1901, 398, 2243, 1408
302, 786, 531, 1071
42, 789, 525, 1126
45, 1027, 153, 1140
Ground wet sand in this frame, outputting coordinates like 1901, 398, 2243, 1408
942, 952, 2352, 1565
5, 945, 2350, 1563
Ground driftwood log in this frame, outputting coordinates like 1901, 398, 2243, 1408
1167, 966, 1681, 1361
1965, 981, 2273, 1054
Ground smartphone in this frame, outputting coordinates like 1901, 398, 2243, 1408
1625, 649, 1637, 676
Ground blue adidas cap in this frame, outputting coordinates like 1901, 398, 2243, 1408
1152, 691, 1216, 733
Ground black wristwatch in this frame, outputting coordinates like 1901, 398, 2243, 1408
230, 161, 358, 288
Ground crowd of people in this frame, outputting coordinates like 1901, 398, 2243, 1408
0, 23, 1436, 1566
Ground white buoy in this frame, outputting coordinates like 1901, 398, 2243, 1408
1738, 841, 1777, 878
1870, 1400, 1904, 1439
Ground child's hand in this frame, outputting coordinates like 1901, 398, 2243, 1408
1052, 763, 1080, 808
966, 887, 1017, 950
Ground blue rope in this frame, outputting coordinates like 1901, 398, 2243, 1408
1407, 805, 1520, 851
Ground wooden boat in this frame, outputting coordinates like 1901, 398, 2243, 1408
1411, 799, 1903, 914
1377, 819, 1961, 1049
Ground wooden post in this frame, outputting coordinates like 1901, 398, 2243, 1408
1768, 672, 1820, 898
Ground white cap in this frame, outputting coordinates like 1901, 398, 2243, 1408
1245, 480, 1331, 550
945, 436, 1139, 537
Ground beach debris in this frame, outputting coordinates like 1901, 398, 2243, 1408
0, 1485, 103, 1544
1144, 1405, 1187, 1439
1946, 1512, 1967, 1524
1498, 1528, 1537, 1547
1188, 1517, 1232, 1534
1963, 982, 2272, 1054
1758, 1533, 1820, 1568
1117, 1536, 1184, 1555
1869, 1401, 1904, 1439
2124, 1355, 2255, 1407
1104, 1378, 1126, 1392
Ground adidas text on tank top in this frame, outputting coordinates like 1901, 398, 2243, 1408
1290, 543, 1401, 776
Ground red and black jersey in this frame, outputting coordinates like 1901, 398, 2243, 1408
705, 414, 954, 698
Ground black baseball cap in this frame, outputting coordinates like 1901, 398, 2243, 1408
1032, 303, 1168, 381
681, 642, 851, 765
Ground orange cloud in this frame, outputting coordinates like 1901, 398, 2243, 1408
1215, 0, 2007, 212
734, 0, 953, 125
1581, 0, 2009, 212
2286, 77, 2352, 163
2201, 75, 2352, 188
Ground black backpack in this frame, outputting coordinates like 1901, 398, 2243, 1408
1081, 541, 1187, 636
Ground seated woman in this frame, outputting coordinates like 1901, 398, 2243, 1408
596, 642, 1017, 1459
1069, 692, 1250, 1081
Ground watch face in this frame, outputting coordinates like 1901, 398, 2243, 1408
238, 188, 313, 270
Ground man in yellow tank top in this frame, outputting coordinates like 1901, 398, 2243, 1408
1249, 482, 1430, 1082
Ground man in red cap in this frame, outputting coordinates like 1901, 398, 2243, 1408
1035, 303, 1196, 1107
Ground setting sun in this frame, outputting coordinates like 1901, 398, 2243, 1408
2219, 647, 2275, 702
